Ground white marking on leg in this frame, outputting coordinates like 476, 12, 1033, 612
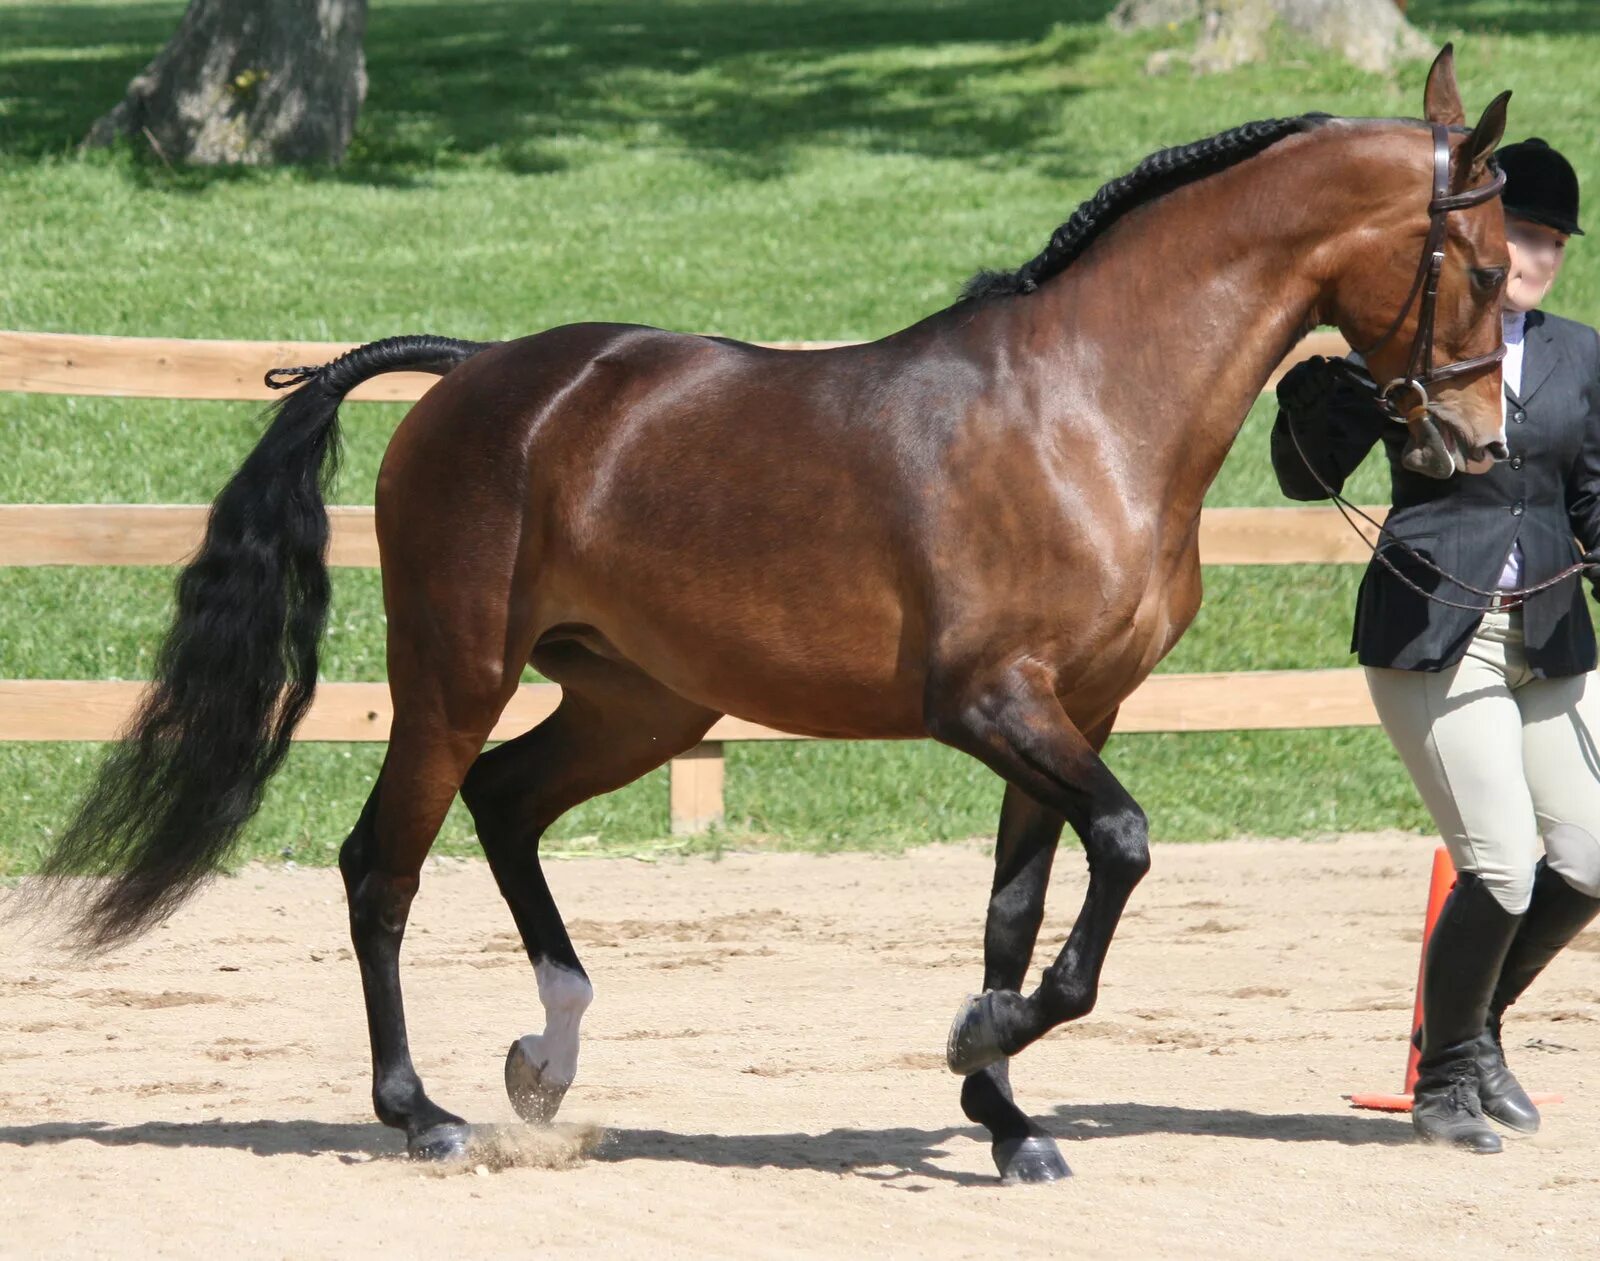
514, 960, 593, 1089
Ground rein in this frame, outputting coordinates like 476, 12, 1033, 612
1281, 396, 1599, 613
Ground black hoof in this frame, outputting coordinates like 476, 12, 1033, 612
408, 1122, 473, 1162
947, 991, 1010, 1076
505, 1038, 572, 1124
995, 1134, 1072, 1184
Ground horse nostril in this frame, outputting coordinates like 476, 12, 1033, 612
1487, 440, 1509, 461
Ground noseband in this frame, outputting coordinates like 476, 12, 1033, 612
1347, 122, 1507, 423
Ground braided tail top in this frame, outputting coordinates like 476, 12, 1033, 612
266, 334, 497, 392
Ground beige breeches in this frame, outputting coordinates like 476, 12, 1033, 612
1364, 608, 1600, 913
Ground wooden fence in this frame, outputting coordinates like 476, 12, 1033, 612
1, 328, 1379, 834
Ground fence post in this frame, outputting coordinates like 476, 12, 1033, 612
669, 741, 725, 835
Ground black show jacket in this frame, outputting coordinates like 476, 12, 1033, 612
1270, 309, 1600, 677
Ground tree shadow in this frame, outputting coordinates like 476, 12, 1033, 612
0, 0, 1110, 188
1410, 0, 1600, 38
0, 1, 179, 160
0, 1095, 1412, 1183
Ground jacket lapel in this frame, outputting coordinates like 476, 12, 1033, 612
1517, 308, 1559, 404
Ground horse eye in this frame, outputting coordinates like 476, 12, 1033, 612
1470, 266, 1507, 293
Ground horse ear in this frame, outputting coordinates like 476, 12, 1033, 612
1458, 89, 1512, 187
1424, 43, 1466, 126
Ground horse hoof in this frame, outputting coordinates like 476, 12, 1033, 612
947, 992, 1006, 1076
408, 1122, 473, 1163
505, 1037, 572, 1124
994, 1134, 1072, 1185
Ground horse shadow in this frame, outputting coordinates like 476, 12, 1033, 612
0, 1099, 1414, 1184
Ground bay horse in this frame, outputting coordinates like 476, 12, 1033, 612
38, 46, 1512, 1183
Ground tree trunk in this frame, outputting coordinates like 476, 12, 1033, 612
1111, 0, 1431, 76
83, 0, 368, 167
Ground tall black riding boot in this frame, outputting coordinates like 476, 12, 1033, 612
1412, 872, 1524, 1154
1478, 860, 1600, 1133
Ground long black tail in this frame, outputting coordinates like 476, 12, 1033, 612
38, 333, 495, 950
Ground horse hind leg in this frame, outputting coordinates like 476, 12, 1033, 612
341, 680, 514, 1161
459, 642, 719, 1125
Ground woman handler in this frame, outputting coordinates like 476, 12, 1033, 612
1271, 138, 1600, 1153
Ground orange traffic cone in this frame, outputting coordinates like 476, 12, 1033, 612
1348, 846, 1563, 1112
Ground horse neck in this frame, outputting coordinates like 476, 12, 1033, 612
1003, 124, 1406, 524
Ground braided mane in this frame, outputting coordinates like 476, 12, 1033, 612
960, 112, 1334, 302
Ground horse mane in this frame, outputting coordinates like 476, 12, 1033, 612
960, 112, 1336, 303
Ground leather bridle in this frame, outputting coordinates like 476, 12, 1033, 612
1346, 121, 1507, 424
1285, 123, 1600, 612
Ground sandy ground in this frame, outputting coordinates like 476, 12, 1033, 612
2, 832, 1597, 1260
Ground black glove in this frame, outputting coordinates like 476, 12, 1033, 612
1275, 355, 1344, 418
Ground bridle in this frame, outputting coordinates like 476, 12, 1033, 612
1286, 123, 1600, 612
1347, 121, 1507, 424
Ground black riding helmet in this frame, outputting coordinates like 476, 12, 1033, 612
1497, 137, 1584, 236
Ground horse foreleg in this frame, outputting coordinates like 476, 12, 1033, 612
930, 666, 1149, 1181
958, 782, 1070, 1181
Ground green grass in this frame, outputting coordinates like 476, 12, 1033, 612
1, 0, 1596, 871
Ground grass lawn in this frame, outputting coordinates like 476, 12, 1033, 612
2, 0, 1597, 870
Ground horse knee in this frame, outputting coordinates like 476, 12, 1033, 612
1089, 803, 1150, 886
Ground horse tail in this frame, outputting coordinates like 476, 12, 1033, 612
37, 334, 496, 951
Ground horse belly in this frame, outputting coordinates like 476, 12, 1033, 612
541, 555, 929, 740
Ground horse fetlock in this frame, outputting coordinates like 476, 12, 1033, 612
536, 959, 594, 1017
372, 1073, 429, 1129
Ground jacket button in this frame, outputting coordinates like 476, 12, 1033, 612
1511, 456, 1524, 469
1512, 501, 1525, 516
1514, 410, 1527, 423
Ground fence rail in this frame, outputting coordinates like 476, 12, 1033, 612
0, 502, 1387, 568
3, 328, 1364, 834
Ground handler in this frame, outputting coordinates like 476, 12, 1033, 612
1271, 138, 1600, 1153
